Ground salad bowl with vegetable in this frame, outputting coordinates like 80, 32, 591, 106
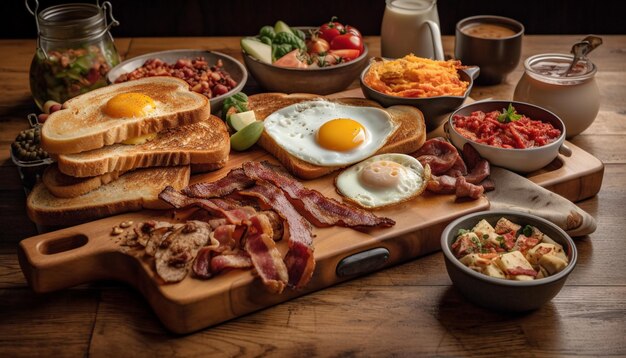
241, 18, 369, 94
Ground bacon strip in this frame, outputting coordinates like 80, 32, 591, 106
194, 248, 252, 279
159, 186, 251, 225
210, 252, 253, 274
184, 168, 254, 198
242, 161, 395, 229
192, 235, 221, 278
244, 214, 288, 293
238, 182, 315, 289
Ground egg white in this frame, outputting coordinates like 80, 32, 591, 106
263, 100, 399, 166
335, 153, 428, 208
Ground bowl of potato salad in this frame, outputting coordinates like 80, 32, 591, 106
441, 210, 577, 312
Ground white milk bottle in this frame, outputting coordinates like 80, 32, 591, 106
381, 0, 444, 60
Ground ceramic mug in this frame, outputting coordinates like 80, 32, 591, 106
455, 15, 524, 85
381, 0, 444, 60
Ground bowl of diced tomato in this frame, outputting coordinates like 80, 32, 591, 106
240, 19, 369, 95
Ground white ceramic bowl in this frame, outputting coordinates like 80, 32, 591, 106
446, 100, 570, 173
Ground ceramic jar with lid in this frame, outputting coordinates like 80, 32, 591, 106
513, 53, 599, 138
26, 0, 121, 110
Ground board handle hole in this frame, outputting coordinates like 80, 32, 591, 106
38, 234, 89, 255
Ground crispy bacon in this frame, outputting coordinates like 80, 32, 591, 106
159, 186, 252, 225
194, 247, 252, 279
212, 224, 244, 249
238, 182, 315, 289
261, 210, 285, 241
184, 168, 254, 198
192, 235, 221, 278
244, 214, 288, 293
210, 251, 253, 274
242, 161, 395, 229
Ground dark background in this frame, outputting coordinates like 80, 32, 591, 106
4, 0, 625, 39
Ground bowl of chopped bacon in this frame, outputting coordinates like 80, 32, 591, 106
107, 49, 247, 114
446, 100, 571, 173
360, 55, 479, 131
441, 210, 577, 312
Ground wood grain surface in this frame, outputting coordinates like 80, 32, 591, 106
1, 35, 625, 356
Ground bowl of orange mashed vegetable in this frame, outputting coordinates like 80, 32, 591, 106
360, 55, 479, 130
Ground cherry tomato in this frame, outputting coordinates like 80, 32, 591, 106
319, 18, 345, 43
344, 25, 362, 38
330, 33, 363, 53
328, 49, 361, 61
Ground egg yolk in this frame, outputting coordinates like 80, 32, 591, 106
104, 93, 156, 118
359, 160, 404, 189
316, 118, 366, 151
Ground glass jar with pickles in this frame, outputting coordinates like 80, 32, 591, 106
26, 1, 121, 110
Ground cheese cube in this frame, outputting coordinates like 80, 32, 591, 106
541, 234, 566, 254
460, 253, 491, 267
495, 218, 521, 235
472, 219, 495, 237
539, 254, 568, 275
482, 262, 506, 279
527, 243, 568, 265
495, 251, 536, 279
513, 234, 541, 255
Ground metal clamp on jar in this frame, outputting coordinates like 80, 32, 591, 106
26, 0, 121, 109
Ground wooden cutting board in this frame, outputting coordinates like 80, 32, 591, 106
18, 145, 489, 333
18, 90, 603, 334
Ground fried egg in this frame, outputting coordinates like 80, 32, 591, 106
335, 153, 430, 208
263, 100, 398, 166
104, 92, 157, 118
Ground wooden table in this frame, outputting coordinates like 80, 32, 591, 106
1, 35, 625, 356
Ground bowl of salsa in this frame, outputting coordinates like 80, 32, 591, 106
446, 101, 570, 173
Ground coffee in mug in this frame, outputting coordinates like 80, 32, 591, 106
460, 23, 517, 39
455, 15, 524, 85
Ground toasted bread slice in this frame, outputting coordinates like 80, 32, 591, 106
42, 164, 127, 198
27, 166, 190, 226
248, 93, 426, 179
41, 77, 211, 154
54, 115, 229, 177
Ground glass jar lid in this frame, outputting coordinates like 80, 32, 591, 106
524, 53, 596, 85
26, 0, 119, 45
38, 4, 106, 41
